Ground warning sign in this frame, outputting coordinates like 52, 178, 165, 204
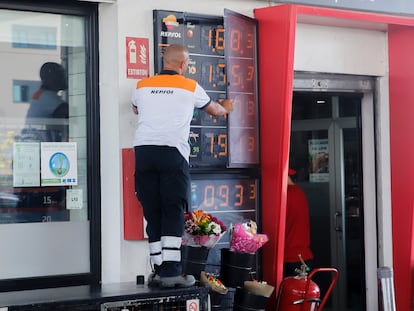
126, 37, 149, 79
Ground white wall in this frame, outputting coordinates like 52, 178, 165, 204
99, 0, 272, 285
294, 23, 388, 75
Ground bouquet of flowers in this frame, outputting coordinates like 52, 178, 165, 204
200, 271, 228, 295
229, 220, 269, 253
182, 210, 226, 248
244, 280, 275, 298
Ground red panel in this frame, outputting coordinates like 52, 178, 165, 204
388, 25, 414, 311
122, 148, 145, 240
254, 4, 297, 294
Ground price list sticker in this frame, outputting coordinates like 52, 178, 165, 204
13, 142, 40, 187
66, 189, 83, 210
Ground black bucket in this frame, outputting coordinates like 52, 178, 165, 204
233, 287, 268, 311
211, 287, 235, 311
220, 248, 255, 288
181, 245, 210, 280
209, 290, 227, 310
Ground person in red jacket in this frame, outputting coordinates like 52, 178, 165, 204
283, 168, 314, 277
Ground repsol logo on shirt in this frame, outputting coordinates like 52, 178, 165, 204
160, 31, 182, 38
151, 89, 174, 94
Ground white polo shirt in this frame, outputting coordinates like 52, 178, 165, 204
131, 71, 211, 162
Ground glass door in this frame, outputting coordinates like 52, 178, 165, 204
289, 92, 365, 311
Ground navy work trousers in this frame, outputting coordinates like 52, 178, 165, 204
134, 145, 190, 277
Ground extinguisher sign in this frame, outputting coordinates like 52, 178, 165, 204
126, 37, 149, 79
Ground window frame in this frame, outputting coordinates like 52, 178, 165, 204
0, 0, 101, 292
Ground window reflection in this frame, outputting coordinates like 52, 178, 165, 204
0, 10, 87, 224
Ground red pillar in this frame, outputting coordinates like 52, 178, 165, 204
388, 24, 414, 311
254, 5, 297, 293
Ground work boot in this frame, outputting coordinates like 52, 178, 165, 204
147, 272, 161, 287
160, 274, 196, 288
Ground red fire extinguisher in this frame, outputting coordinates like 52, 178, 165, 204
275, 260, 338, 311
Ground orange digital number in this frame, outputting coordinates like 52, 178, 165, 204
209, 135, 215, 155
218, 185, 229, 207
246, 33, 253, 49
247, 66, 254, 81
231, 64, 241, 86
230, 29, 241, 51
209, 64, 213, 85
239, 135, 255, 153
237, 98, 255, 120
249, 183, 256, 200
204, 185, 214, 208
209, 133, 227, 157
208, 28, 225, 52
218, 133, 227, 156
208, 63, 226, 86
208, 29, 213, 49
218, 62, 226, 84
234, 185, 243, 206
216, 28, 225, 50
248, 99, 255, 116
248, 136, 255, 152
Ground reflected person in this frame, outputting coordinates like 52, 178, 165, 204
25, 62, 68, 141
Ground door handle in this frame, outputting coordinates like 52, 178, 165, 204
334, 211, 342, 232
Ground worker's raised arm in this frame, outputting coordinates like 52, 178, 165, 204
203, 98, 234, 116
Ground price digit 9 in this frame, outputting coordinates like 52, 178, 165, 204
209, 133, 227, 157
218, 185, 229, 207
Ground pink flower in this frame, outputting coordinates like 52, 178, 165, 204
230, 222, 269, 253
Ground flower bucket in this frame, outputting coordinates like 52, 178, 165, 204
209, 290, 228, 310
233, 287, 268, 311
220, 248, 255, 288
181, 245, 210, 280
200, 271, 229, 310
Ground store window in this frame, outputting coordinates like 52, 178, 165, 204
12, 24, 57, 49
0, 1, 100, 291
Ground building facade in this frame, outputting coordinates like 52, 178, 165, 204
0, 0, 413, 310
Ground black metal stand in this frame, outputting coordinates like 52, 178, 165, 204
0, 282, 208, 311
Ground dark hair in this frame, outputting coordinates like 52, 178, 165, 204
40, 62, 68, 91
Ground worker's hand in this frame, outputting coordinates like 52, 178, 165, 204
219, 98, 234, 113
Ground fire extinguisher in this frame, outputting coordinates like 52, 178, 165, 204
275, 260, 338, 311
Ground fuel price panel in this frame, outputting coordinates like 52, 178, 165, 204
190, 177, 258, 242
225, 9, 260, 167
187, 54, 228, 167
190, 176, 259, 271
154, 10, 259, 168
154, 10, 229, 167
